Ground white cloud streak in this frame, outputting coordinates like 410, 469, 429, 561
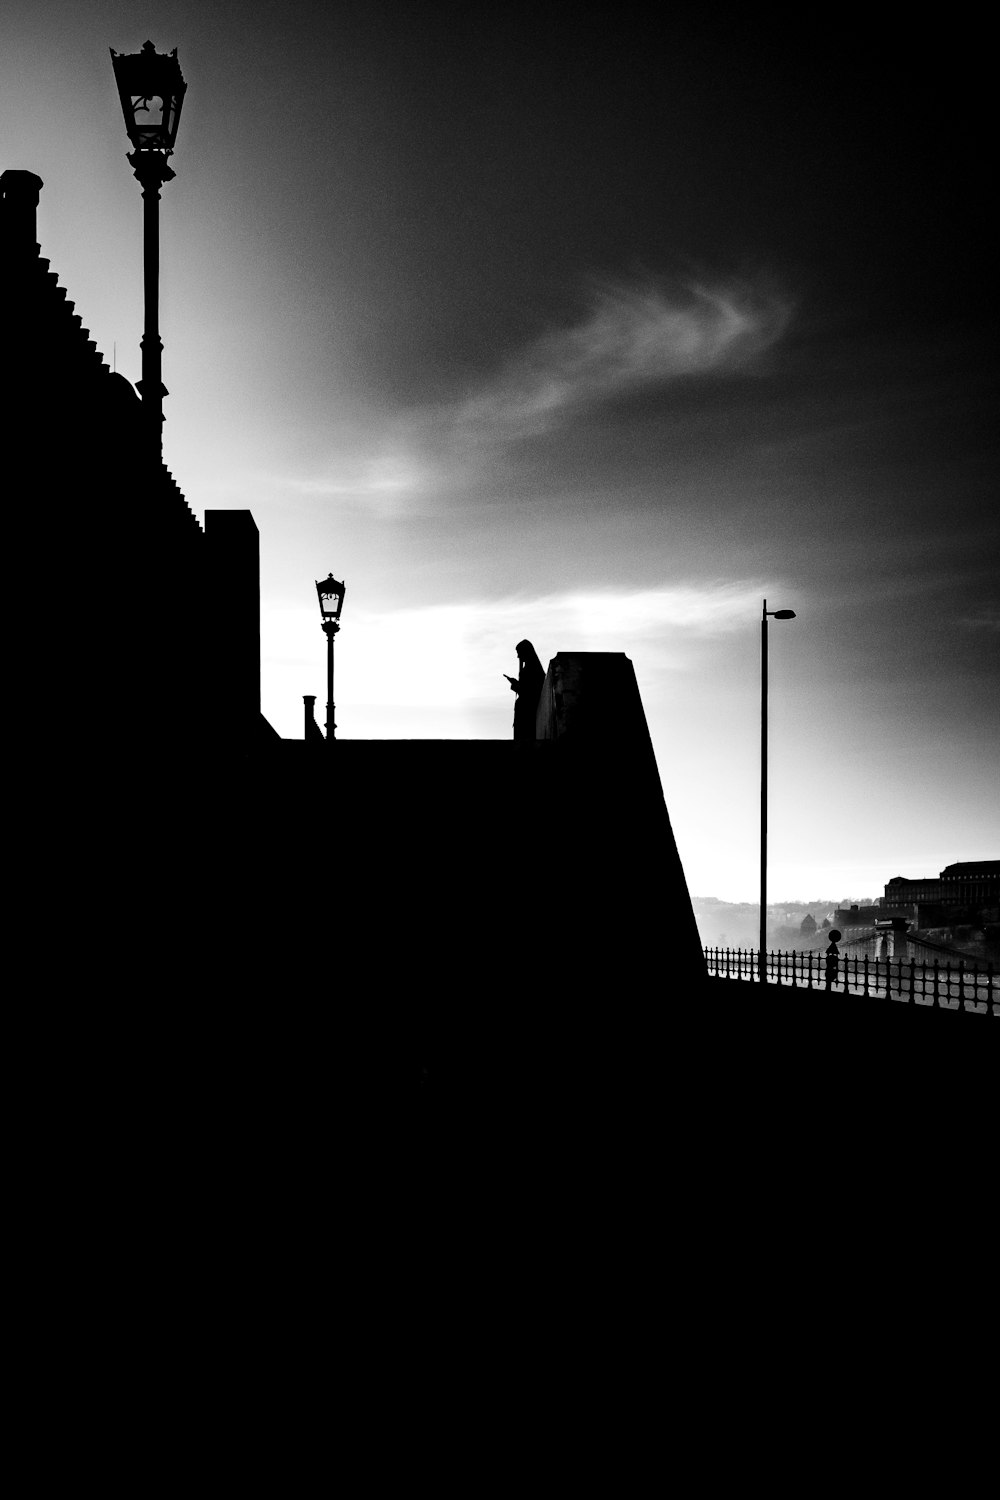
450, 275, 794, 441
272, 448, 437, 515
262, 581, 764, 724
262, 275, 793, 514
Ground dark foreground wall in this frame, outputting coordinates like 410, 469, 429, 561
700, 975, 996, 1076
181, 651, 706, 1079
18, 648, 704, 1135
205, 734, 704, 1079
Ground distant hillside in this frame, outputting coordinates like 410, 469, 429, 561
691, 895, 875, 949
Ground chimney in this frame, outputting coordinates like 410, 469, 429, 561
303, 695, 324, 743
0, 170, 44, 253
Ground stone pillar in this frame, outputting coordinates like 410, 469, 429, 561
204, 511, 261, 742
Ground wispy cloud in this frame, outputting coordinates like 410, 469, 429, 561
268, 445, 439, 515
254, 275, 793, 515
457, 582, 765, 650
450, 275, 794, 442
959, 605, 1000, 632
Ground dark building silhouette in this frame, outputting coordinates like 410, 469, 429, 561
5, 79, 994, 1447
5, 161, 988, 1159
2, 169, 280, 1014
2, 169, 273, 757
3, 167, 707, 1103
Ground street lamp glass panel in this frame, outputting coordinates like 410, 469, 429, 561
131, 95, 170, 149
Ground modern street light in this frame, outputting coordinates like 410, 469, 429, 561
110, 40, 187, 450
759, 599, 796, 983
316, 573, 346, 742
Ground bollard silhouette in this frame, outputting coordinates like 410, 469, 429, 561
825, 929, 841, 989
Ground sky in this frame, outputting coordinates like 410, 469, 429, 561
4, 1, 997, 901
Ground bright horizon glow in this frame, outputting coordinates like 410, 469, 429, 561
258, 583, 997, 904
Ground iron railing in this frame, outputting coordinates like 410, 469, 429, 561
704, 947, 997, 1016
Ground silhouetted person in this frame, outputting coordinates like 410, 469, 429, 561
503, 640, 545, 742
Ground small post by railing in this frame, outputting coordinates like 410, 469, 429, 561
941, 960, 957, 1011
825, 929, 840, 991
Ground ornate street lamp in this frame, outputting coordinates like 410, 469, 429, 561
759, 600, 797, 983
315, 573, 346, 742
110, 40, 187, 449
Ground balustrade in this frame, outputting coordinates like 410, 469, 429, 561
702, 946, 996, 1015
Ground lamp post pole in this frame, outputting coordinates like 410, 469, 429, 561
759, 599, 796, 983
323, 620, 339, 743
130, 152, 174, 450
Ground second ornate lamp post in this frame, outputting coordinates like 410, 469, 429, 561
316, 574, 346, 742
759, 599, 797, 983
110, 40, 187, 450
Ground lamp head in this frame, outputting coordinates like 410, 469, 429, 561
110, 40, 187, 155
316, 573, 346, 624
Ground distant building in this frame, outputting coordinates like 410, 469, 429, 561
939, 862, 1000, 905
881, 877, 942, 907
881, 862, 999, 921
834, 905, 885, 936
842, 917, 963, 963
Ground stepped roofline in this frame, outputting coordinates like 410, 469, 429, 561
1, 168, 202, 536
